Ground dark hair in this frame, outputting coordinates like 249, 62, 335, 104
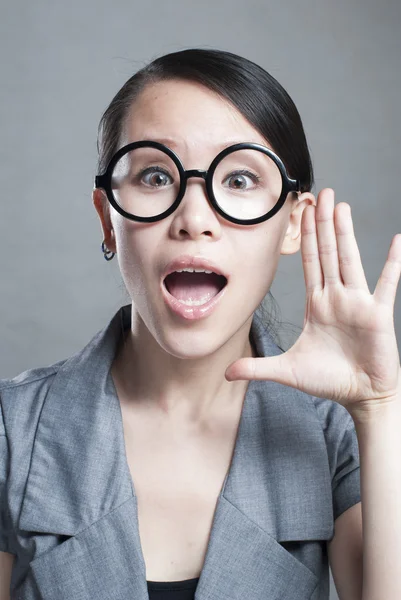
96, 48, 314, 350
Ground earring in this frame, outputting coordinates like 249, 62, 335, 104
101, 241, 115, 261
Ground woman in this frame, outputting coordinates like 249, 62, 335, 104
1, 48, 400, 600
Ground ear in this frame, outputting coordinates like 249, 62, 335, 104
280, 191, 316, 255
92, 188, 117, 254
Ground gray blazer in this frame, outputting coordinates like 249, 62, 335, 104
0, 304, 361, 600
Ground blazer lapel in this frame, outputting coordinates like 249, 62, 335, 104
18, 304, 333, 599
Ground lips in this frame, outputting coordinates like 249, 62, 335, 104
160, 269, 228, 320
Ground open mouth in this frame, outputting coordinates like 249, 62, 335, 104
163, 271, 228, 306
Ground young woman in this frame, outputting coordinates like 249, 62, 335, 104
1, 48, 400, 600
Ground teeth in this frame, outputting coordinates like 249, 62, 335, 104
174, 268, 214, 274
178, 296, 212, 306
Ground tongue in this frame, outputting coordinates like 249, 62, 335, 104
165, 272, 225, 302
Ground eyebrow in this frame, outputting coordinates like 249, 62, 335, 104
132, 136, 265, 152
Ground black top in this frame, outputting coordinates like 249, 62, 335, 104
147, 577, 200, 599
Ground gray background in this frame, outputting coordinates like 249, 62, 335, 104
1, 0, 400, 597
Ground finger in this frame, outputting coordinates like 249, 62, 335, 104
315, 189, 341, 285
225, 356, 296, 387
334, 202, 370, 291
373, 234, 401, 307
301, 204, 324, 292
225, 357, 258, 381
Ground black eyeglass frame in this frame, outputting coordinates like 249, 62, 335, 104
94, 141, 301, 226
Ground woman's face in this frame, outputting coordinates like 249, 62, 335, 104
93, 79, 313, 358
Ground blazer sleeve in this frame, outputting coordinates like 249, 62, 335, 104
315, 398, 361, 522
0, 391, 11, 553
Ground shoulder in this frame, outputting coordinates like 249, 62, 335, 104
310, 394, 354, 430
309, 395, 361, 523
0, 359, 68, 435
0, 357, 67, 392
0, 360, 70, 553
309, 395, 359, 464
308, 395, 360, 475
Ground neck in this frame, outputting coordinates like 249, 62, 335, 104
111, 308, 256, 425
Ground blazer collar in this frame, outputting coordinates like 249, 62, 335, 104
19, 304, 333, 599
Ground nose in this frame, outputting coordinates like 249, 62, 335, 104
169, 169, 221, 239
181, 169, 213, 213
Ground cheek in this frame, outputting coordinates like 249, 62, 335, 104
239, 228, 281, 269
113, 222, 159, 289
236, 230, 283, 298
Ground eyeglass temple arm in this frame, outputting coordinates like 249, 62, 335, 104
288, 177, 301, 192
94, 175, 106, 189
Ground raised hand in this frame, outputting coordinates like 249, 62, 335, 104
225, 188, 401, 416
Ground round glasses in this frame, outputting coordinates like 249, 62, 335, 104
94, 141, 301, 225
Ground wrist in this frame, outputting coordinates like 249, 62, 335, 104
350, 394, 401, 427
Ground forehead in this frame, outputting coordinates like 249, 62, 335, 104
120, 79, 272, 155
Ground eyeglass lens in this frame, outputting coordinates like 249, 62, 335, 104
110, 146, 283, 221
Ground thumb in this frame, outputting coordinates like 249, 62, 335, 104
225, 355, 295, 386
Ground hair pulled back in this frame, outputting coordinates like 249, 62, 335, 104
97, 48, 313, 192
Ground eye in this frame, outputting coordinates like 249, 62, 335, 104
223, 169, 261, 190
140, 166, 174, 187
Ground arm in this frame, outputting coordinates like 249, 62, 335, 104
225, 191, 401, 598
352, 396, 401, 600
0, 551, 13, 600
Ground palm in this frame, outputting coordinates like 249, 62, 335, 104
225, 189, 401, 413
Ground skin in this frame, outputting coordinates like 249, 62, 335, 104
92, 79, 316, 428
